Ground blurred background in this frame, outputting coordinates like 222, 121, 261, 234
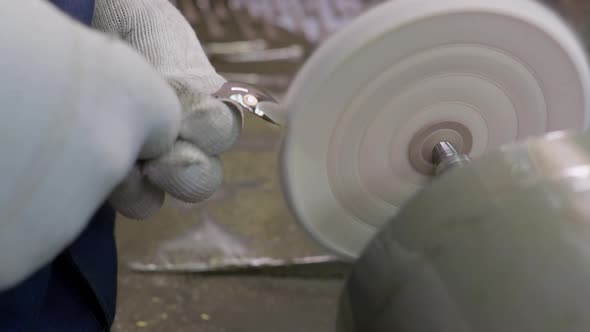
112, 1, 590, 331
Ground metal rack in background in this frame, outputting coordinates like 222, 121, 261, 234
173, 0, 381, 91
173, 0, 590, 93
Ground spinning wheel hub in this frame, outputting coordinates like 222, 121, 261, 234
408, 121, 472, 175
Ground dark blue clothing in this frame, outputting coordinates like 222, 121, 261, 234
0, 1, 118, 331
50, 0, 96, 24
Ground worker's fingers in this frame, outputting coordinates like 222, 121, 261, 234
93, 0, 238, 216
169, 77, 241, 156
108, 166, 165, 220
144, 140, 224, 202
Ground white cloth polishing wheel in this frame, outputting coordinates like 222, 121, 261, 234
279, 0, 590, 260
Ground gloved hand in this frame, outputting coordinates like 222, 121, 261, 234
0, 1, 181, 289
93, 0, 241, 219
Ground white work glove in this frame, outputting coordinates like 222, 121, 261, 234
93, 0, 241, 219
0, 1, 182, 289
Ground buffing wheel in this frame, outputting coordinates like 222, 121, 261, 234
279, 0, 590, 259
